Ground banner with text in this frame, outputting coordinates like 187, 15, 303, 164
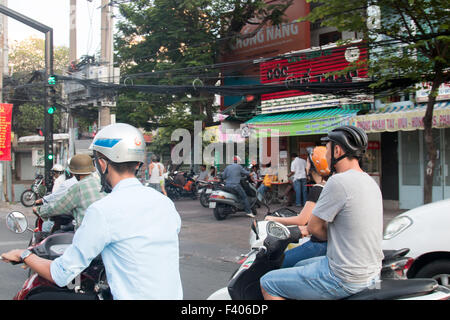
354, 104, 450, 133
0, 103, 13, 161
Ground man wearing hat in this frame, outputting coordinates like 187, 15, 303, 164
34, 154, 106, 230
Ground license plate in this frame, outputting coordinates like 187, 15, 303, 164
205, 189, 212, 194
209, 202, 216, 208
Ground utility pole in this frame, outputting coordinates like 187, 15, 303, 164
68, 0, 76, 159
99, 0, 113, 129
0, 0, 8, 202
69, 0, 77, 63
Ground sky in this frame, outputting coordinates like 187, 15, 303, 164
7, 0, 107, 60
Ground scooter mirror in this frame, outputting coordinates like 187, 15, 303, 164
6, 211, 28, 234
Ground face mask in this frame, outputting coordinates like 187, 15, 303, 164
94, 156, 113, 194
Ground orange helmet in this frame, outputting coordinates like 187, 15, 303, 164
308, 146, 330, 177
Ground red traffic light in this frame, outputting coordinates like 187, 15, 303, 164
37, 128, 44, 136
245, 95, 255, 102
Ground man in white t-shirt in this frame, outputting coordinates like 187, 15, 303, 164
289, 153, 307, 207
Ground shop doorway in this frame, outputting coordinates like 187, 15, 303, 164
398, 129, 450, 209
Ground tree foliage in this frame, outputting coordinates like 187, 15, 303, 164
114, 0, 295, 147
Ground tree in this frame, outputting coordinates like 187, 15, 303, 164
304, 0, 449, 204
114, 0, 295, 140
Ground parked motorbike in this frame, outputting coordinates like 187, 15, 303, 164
165, 170, 197, 200
20, 174, 47, 207
208, 176, 260, 220
207, 219, 450, 300
197, 180, 224, 208
2, 211, 111, 300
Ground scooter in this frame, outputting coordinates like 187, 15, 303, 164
20, 174, 47, 207
208, 176, 259, 220
2, 211, 111, 300
165, 170, 197, 200
207, 218, 450, 300
197, 180, 224, 208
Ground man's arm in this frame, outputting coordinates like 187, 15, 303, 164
38, 185, 78, 219
1, 250, 54, 283
307, 215, 328, 241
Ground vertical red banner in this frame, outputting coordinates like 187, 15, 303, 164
0, 103, 13, 161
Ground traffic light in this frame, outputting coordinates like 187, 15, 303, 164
48, 75, 57, 85
47, 106, 56, 114
36, 127, 44, 136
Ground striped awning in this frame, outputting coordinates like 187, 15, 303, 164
353, 101, 450, 132
245, 107, 358, 137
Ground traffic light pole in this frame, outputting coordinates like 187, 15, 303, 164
0, 5, 54, 189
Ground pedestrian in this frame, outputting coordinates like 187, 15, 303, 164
148, 154, 163, 193
289, 153, 307, 207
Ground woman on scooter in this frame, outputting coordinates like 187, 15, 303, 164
265, 146, 330, 268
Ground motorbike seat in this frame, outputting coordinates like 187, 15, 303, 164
345, 279, 438, 300
221, 186, 240, 196
382, 248, 410, 261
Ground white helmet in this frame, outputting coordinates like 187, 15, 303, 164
52, 164, 64, 172
89, 123, 146, 164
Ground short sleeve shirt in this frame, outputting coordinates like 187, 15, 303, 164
312, 170, 384, 284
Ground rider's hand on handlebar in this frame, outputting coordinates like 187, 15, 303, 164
0, 249, 24, 264
34, 199, 43, 205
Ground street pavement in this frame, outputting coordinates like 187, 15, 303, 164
0, 199, 406, 300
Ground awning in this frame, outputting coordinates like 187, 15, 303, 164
353, 101, 450, 133
245, 107, 358, 137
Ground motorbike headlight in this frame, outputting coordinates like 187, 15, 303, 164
266, 221, 290, 240
383, 216, 413, 240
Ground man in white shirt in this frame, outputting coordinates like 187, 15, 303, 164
289, 153, 307, 207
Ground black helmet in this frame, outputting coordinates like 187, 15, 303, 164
321, 125, 368, 172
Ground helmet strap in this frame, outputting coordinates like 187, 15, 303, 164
94, 153, 113, 193
330, 142, 349, 174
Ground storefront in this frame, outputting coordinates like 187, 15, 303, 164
354, 101, 450, 209
244, 41, 373, 183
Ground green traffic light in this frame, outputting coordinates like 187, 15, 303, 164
47, 154, 54, 160
48, 75, 56, 85
47, 106, 56, 114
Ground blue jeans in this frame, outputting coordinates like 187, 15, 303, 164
257, 184, 269, 196
227, 183, 252, 214
261, 256, 379, 300
293, 178, 307, 206
281, 240, 327, 268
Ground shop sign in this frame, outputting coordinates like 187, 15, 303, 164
259, 43, 368, 113
221, 0, 310, 76
0, 103, 13, 161
368, 141, 380, 150
416, 82, 450, 103
355, 106, 450, 133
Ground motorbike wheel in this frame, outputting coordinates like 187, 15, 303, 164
263, 190, 273, 206
213, 204, 228, 221
21, 189, 37, 207
414, 259, 450, 289
199, 192, 210, 208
